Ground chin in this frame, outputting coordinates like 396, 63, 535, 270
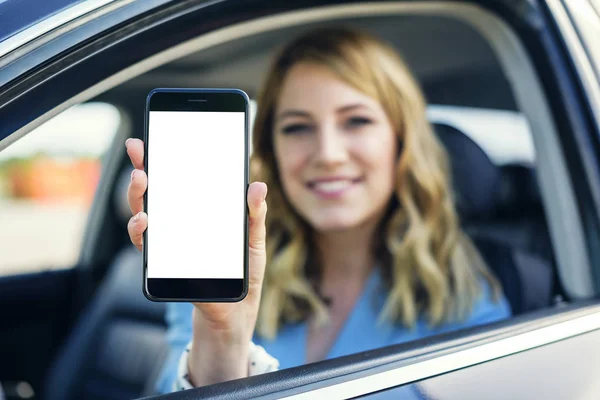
305, 213, 363, 232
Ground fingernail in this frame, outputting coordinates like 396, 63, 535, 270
133, 212, 141, 222
125, 138, 132, 147
131, 169, 136, 180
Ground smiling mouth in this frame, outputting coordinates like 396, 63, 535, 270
306, 177, 362, 197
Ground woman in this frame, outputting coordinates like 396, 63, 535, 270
125, 27, 511, 394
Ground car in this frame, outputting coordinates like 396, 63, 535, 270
0, 0, 599, 399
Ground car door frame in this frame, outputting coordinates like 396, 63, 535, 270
549, 0, 600, 290
1, 0, 600, 399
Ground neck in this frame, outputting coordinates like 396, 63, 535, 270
314, 219, 380, 283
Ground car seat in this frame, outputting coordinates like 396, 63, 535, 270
434, 123, 555, 314
42, 169, 168, 400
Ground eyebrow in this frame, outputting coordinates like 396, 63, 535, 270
277, 103, 370, 121
277, 110, 311, 120
336, 103, 369, 112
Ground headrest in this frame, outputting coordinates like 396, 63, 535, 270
434, 123, 500, 221
496, 163, 542, 217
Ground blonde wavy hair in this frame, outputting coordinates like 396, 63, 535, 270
251, 27, 501, 339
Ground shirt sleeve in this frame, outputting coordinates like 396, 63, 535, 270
174, 340, 280, 391
155, 302, 195, 394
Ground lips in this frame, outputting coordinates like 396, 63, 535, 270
312, 180, 352, 192
306, 177, 362, 198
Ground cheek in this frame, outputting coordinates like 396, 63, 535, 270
356, 132, 398, 190
274, 140, 307, 191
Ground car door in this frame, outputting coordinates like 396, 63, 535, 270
0, 1, 173, 397
1, 0, 600, 399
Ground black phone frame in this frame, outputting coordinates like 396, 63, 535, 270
143, 88, 250, 302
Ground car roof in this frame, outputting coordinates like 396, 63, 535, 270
0, 0, 88, 43
101, 13, 516, 111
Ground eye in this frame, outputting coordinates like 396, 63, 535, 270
345, 116, 372, 129
281, 123, 313, 135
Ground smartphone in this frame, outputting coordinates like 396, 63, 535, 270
143, 88, 249, 302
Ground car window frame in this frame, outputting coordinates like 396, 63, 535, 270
0, 0, 594, 298
546, 0, 600, 290
1, 0, 600, 398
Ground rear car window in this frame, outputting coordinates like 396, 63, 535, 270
426, 105, 535, 166
0, 102, 120, 276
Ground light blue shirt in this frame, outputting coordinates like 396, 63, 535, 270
155, 268, 511, 397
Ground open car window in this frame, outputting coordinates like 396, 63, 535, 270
1, 1, 599, 400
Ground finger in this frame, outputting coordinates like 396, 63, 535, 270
125, 138, 145, 170
128, 169, 147, 215
247, 182, 268, 293
248, 181, 268, 248
127, 211, 148, 251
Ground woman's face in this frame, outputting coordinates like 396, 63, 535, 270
273, 63, 398, 232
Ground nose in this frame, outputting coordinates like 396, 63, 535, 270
314, 123, 348, 166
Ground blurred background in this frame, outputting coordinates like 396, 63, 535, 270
0, 103, 120, 275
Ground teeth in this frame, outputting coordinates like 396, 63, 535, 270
313, 180, 352, 192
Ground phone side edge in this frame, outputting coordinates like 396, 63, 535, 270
142, 90, 154, 301
236, 88, 250, 302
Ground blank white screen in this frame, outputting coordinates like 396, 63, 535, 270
147, 111, 245, 279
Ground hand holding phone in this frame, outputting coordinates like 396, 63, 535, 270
126, 88, 268, 385
126, 137, 268, 385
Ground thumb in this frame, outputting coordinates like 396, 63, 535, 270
247, 182, 268, 293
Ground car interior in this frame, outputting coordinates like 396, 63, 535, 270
1, 7, 577, 400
